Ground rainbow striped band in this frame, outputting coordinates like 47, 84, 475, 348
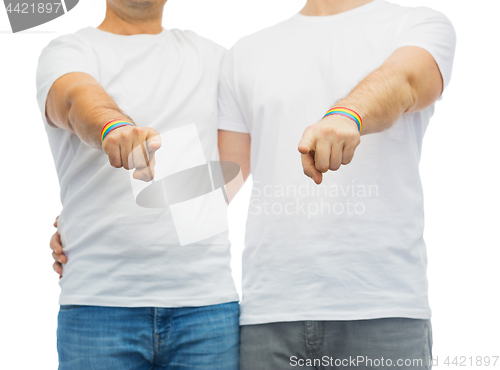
323, 107, 362, 132
101, 119, 135, 142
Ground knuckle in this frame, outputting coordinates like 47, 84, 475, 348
118, 130, 129, 140
348, 133, 361, 145
106, 135, 118, 145
130, 126, 140, 136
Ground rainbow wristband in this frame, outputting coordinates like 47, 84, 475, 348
101, 119, 135, 141
323, 107, 362, 132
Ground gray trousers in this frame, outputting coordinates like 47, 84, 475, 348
240, 318, 432, 370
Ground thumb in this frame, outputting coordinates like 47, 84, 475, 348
146, 130, 161, 153
298, 136, 315, 155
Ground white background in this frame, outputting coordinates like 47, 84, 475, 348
1, 0, 499, 368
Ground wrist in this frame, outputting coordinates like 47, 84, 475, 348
322, 114, 360, 134
323, 106, 362, 132
101, 119, 135, 142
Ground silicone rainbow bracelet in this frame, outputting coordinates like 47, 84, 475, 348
323, 107, 362, 132
101, 120, 135, 142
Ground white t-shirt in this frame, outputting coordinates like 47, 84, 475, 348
36, 27, 239, 307
218, 0, 456, 325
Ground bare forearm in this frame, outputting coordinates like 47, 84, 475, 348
218, 130, 251, 202
46, 72, 161, 179
218, 130, 251, 181
335, 46, 442, 135
66, 85, 131, 148
298, 47, 443, 183
336, 64, 414, 135
46, 73, 132, 149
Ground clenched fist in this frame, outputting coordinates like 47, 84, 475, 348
102, 125, 161, 182
298, 115, 361, 184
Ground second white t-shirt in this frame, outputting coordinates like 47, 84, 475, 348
37, 27, 239, 307
219, 0, 456, 325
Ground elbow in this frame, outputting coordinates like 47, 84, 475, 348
403, 74, 418, 114
404, 68, 443, 114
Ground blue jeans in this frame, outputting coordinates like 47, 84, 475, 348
57, 302, 239, 370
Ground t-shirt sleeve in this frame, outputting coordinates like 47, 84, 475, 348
36, 34, 99, 126
392, 7, 457, 90
218, 50, 249, 134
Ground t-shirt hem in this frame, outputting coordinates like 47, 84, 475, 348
59, 292, 240, 308
239, 308, 432, 326
218, 120, 249, 133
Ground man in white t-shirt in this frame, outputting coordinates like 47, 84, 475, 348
49, 0, 456, 368
37, 0, 239, 369
217, 0, 456, 368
